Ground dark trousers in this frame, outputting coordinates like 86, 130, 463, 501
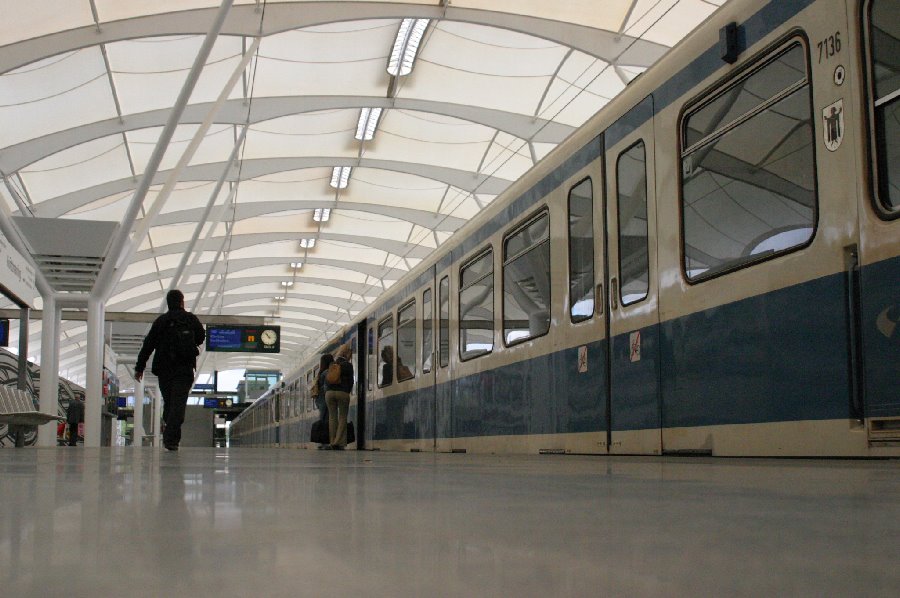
158, 372, 194, 447
67, 422, 79, 446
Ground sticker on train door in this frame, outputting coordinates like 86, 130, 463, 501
822, 99, 844, 152
577, 345, 588, 373
629, 331, 641, 363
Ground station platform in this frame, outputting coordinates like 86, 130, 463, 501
1, 448, 898, 597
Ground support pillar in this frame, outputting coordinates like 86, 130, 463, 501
37, 296, 59, 447
84, 297, 104, 447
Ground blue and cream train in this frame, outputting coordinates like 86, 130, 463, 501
231, 0, 899, 457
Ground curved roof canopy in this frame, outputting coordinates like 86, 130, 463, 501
0, 0, 725, 386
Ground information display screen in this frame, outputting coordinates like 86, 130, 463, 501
0, 319, 7, 347
206, 324, 280, 353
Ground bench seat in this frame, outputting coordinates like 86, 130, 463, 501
0, 386, 64, 426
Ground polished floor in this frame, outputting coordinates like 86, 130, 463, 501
1, 448, 898, 597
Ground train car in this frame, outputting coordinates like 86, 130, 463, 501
231, 0, 899, 457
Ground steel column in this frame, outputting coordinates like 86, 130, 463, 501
37, 297, 60, 447
84, 297, 105, 447
92, 0, 236, 302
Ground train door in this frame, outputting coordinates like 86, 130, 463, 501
560, 169, 609, 454
353, 323, 366, 449
420, 282, 437, 450
604, 96, 662, 455
859, 0, 900, 444
434, 268, 453, 452
364, 322, 375, 448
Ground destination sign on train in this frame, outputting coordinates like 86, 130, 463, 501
206, 325, 280, 353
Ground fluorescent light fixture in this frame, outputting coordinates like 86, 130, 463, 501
355, 107, 383, 141
313, 208, 332, 222
388, 19, 429, 76
290, 262, 303, 269
299, 238, 316, 249
330, 166, 351, 189
280, 281, 293, 288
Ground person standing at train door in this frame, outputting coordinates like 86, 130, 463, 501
325, 343, 353, 450
134, 289, 205, 452
313, 352, 333, 448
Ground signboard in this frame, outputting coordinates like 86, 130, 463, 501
204, 397, 235, 409
0, 318, 8, 347
193, 383, 216, 392
206, 325, 280, 353
0, 228, 37, 307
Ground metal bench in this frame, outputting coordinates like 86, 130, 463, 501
0, 385, 64, 447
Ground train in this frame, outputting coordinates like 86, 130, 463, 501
231, 0, 899, 457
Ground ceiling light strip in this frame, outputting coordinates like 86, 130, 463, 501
330, 166, 351, 189
387, 19, 429, 76
355, 107, 383, 141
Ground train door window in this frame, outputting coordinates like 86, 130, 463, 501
866, 0, 900, 213
503, 211, 550, 345
681, 41, 817, 280
377, 315, 394, 387
367, 326, 375, 391
397, 300, 416, 381
568, 178, 595, 321
438, 276, 450, 368
351, 336, 358, 393
422, 288, 433, 373
616, 142, 649, 304
459, 249, 494, 360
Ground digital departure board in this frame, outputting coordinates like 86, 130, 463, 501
206, 324, 280, 353
0, 319, 8, 347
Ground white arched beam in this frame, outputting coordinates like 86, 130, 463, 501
0, 96, 574, 172
132, 231, 436, 264
117, 256, 408, 294
151, 200, 466, 232
33, 157, 511, 218
0, 3, 668, 76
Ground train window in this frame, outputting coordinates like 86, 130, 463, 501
568, 178, 595, 321
377, 316, 394, 387
397, 300, 416, 381
459, 249, 494, 360
681, 42, 816, 281
503, 211, 550, 345
422, 289, 433, 373
616, 142, 649, 304
439, 276, 450, 368
867, 0, 900, 213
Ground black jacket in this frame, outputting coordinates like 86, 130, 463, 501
135, 308, 205, 378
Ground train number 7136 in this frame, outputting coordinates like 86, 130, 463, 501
818, 32, 841, 63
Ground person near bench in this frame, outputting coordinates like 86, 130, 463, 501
66, 395, 84, 446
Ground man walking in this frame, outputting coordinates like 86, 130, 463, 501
134, 290, 205, 451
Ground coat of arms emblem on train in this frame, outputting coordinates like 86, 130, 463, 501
822, 99, 844, 152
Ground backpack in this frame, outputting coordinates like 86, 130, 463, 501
325, 361, 342, 385
162, 316, 197, 365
